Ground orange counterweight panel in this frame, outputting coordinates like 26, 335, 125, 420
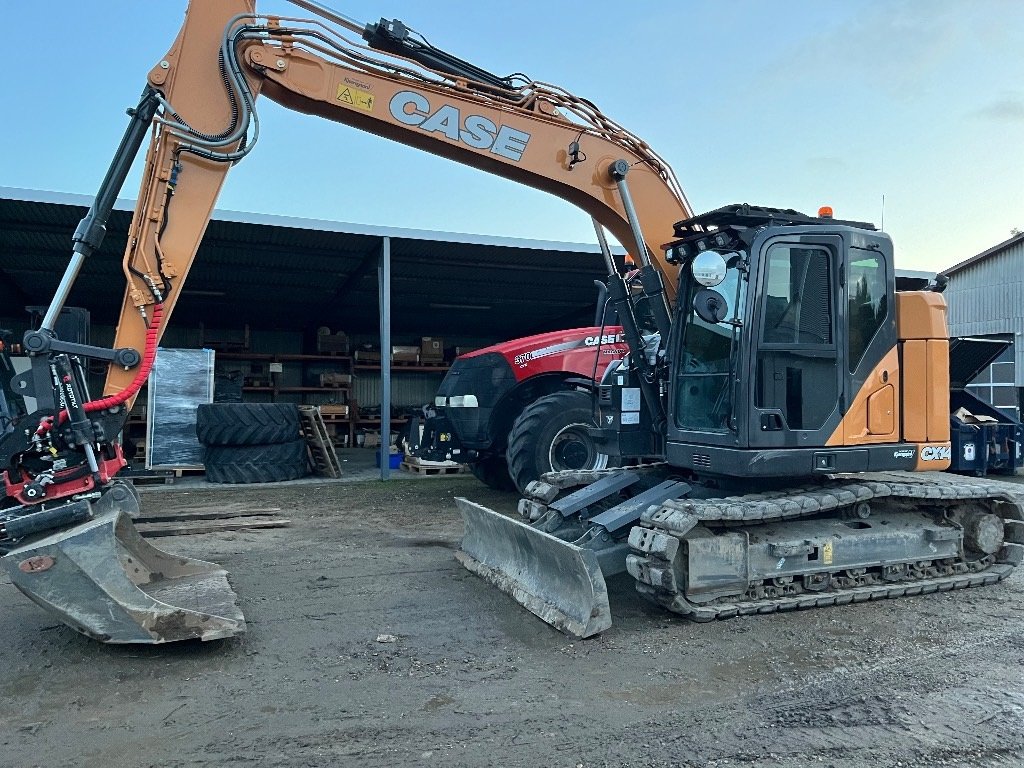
902, 340, 929, 443
925, 338, 951, 443
896, 292, 950, 445
895, 291, 947, 340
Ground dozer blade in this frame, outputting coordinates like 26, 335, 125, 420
2, 482, 245, 644
455, 497, 610, 638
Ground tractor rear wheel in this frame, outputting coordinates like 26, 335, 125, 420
507, 390, 610, 494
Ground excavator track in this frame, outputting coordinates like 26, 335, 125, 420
627, 472, 1024, 622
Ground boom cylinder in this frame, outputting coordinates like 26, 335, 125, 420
40, 89, 162, 332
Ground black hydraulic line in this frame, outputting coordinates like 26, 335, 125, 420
71, 87, 162, 262
362, 18, 514, 91
604, 274, 664, 425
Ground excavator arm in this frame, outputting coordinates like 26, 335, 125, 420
0, 0, 691, 644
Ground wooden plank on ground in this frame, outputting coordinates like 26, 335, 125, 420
134, 508, 283, 523
135, 516, 291, 537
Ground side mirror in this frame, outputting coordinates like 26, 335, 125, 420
691, 251, 728, 287
693, 288, 729, 324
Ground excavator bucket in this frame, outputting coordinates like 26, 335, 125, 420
455, 497, 611, 638
2, 483, 245, 644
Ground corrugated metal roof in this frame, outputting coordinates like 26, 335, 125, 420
943, 231, 1024, 276
0, 186, 628, 341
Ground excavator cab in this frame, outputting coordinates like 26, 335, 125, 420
662, 204, 918, 478
593, 204, 949, 480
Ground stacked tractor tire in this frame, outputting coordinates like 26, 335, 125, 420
195, 403, 310, 484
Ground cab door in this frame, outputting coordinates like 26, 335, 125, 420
835, 244, 899, 445
747, 235, 845, 448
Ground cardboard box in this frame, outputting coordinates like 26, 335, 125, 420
420, 336, 444, 361
316, 331, 350, 354
363, 432, 381, 448
953, 407, 998, 425
319, 372, 352, 387
319, 404, 349, 417
355, 348, 381, 363
392, 345, 420, 363
355, 347, 421, 364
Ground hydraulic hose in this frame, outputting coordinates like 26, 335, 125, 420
82, 303, 163, 414
36, 304, 163, 435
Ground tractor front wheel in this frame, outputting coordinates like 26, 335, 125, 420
507, 390, 610, 494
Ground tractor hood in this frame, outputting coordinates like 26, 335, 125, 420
459, 326, 629, 382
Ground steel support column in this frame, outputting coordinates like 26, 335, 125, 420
378, 236, 392, 480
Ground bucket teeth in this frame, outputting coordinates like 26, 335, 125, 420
2, 482, 245, 644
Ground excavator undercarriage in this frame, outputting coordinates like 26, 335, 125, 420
458, 469, 1024, 637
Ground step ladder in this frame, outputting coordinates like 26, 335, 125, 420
298, 406, 342, 479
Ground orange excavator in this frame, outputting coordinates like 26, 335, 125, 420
1, 2, 1020, 644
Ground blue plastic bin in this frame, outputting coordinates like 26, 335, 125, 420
375, 450, 403, 469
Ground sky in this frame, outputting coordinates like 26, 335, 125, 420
2, 0, 1022, 274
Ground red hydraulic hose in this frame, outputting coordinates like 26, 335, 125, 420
36, 304, 164, 435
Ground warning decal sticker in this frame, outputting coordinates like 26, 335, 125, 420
337, 85, 374, 112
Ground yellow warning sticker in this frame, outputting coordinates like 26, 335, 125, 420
822, 540, 834, 566
337, 85, 374, 112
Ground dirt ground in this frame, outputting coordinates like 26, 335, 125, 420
1, 474, 1023, 768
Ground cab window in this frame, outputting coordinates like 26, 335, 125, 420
847, 254, 887, 372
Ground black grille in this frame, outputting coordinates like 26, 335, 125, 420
692, 453, 712, 469
437, 353, 516, 447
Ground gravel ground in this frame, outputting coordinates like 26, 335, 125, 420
1, 474, 1022, 768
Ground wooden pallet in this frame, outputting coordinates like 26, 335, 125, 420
124, 468, 205, 486
298, 406, 343, 479
400, 457, 467, 476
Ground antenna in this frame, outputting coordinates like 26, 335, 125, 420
881, 193, 885, 230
